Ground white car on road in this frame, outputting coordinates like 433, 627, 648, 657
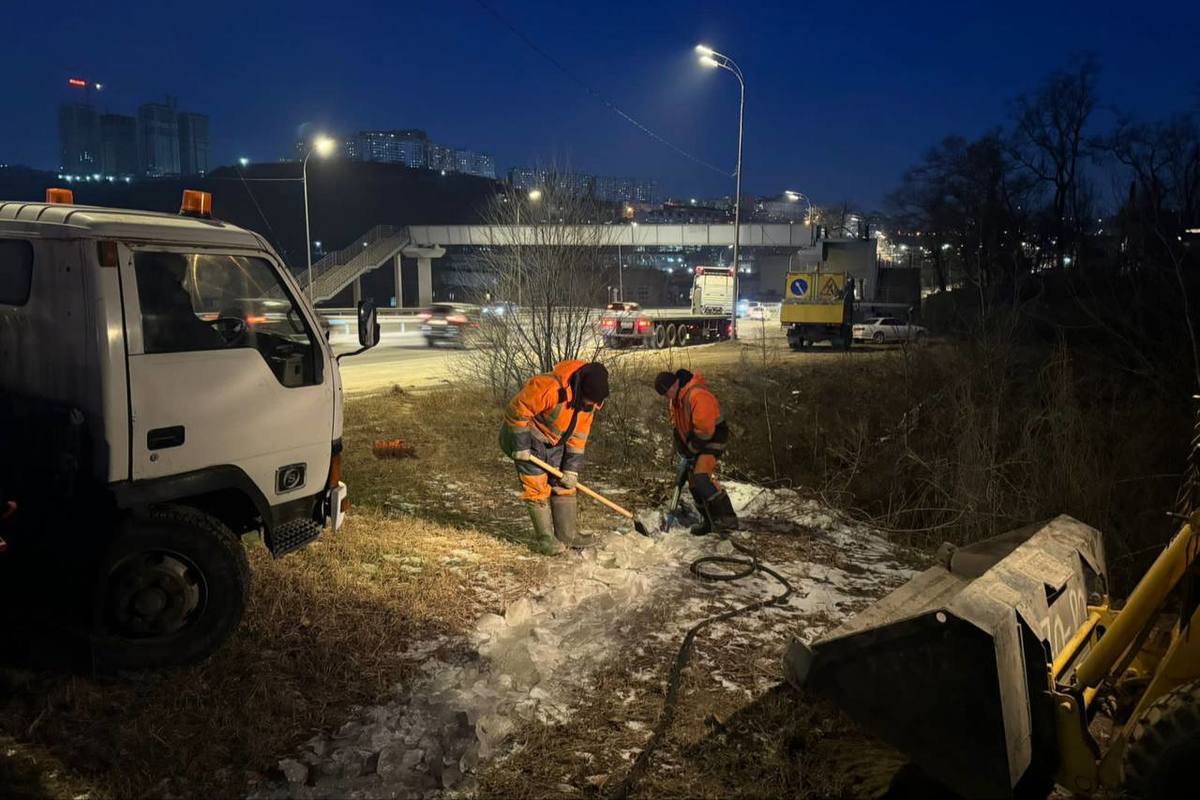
853, 317, 927, 344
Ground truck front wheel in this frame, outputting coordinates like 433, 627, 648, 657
93, 505, 250, 669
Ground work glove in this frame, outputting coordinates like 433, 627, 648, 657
513, 449, 532, 462
560, 470, 579, 489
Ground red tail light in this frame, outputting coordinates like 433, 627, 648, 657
600, 318, 617, 329
635, 318, 652, 333
246, 314, 268, 326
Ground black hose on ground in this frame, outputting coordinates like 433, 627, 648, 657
605, 530, 794, 800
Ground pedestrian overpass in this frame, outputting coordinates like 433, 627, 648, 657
301, 222, 816, 305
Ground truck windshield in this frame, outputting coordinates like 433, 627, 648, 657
133, 251, 320, 388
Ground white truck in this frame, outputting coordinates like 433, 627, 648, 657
0, 188, 379, 668
599, 266, 734, 348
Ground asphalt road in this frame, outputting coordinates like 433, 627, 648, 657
331, 317, 808, 396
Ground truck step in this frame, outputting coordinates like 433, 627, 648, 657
267, 518, 322, 558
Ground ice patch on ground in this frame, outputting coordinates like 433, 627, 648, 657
253, 483, 915, 800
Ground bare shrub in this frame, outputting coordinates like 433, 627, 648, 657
459, 177, 612, 400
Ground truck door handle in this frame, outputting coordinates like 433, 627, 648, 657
147, 425, 185, 450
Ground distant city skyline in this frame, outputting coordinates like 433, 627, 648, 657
6, 2, 1199, 206
58, 84, 209, 179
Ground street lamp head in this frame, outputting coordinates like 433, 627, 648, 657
312, 136, 336, 157
527, 189, 543, 202
238, 157, 250, 167
698, 55, 720, 69
694, 44, 714, 57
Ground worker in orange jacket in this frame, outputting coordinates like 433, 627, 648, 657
500, 360, 609, 552
654, 369, 738, 535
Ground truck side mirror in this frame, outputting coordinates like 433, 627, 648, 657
357, 300, 380, 349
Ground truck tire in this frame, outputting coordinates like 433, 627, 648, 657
676, 325, 690, 347
93, 505, 250, 670
653, 325, 669, 349
1122, 678, 1200, 798
666, 324, 678, 347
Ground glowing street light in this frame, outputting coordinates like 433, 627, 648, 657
312, 135, 336, 158
302, 134, 337, 300
695, 43, 746, 339
238, 157, 250, 167
515, 188, 544, 308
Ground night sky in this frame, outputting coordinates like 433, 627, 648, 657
2, 0, 1196, 207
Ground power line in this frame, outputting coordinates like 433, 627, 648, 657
471, 0, 733, 179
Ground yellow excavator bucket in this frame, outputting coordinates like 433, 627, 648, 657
785, 515, 1106, 798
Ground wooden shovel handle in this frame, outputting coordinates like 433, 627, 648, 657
526, 454, 635, 520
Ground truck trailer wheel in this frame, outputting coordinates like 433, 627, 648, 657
93, 505, 250, 669
1122, 678, 1200, 798
653, 325, 669, 349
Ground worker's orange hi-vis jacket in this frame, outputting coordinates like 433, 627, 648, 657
504, 359, 597, 472
667, 371, 728, 455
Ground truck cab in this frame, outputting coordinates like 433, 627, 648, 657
0, 189, 378, 668
690, 266, 734, 316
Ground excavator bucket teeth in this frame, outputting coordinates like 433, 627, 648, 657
784, 515, 1106, 799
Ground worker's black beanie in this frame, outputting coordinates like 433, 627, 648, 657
653, 371, 676, 396
577, 363, 610, 403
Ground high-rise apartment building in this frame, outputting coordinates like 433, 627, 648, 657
178, 112, 210, 175
99, 113, 138, 176
138, 97, 180, 176
58, 102, 100, 174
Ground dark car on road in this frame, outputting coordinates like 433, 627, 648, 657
420, 303, 480, 347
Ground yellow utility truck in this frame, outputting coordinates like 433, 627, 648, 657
779, 271, 855, 350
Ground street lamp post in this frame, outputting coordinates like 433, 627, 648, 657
785, 190, 815, 266
302, 135, 336, 301
696, 44, 745, 339
515, 188, 542, 308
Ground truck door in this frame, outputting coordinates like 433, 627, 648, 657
120, 247, 333, 506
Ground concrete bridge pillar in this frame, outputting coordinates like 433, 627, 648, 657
417, 257, 433, 307
393, 254, 403, 308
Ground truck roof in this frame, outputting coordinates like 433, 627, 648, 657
0, 201, 268, 250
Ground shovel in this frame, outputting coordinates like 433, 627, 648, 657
527, 454, 651, 535
662, 455, 693, 532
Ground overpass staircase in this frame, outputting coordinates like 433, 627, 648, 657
299, 225, 413, 303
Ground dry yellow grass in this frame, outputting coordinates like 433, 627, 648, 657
0, 511, 544, 799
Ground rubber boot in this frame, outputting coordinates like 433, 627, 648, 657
708, 491, 740, 532
528, 502, 565, 555
550, 493, 597, 548
689, 487, 714, 536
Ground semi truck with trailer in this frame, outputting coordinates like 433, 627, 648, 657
0, 188, 379, 668
599, 265, 734, 348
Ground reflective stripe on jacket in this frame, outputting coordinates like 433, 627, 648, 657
504, 359, 596, 469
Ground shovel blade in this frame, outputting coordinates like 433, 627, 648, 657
785, 515, 1106, 799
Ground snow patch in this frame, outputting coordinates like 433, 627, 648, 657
254, 483, 915, 799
